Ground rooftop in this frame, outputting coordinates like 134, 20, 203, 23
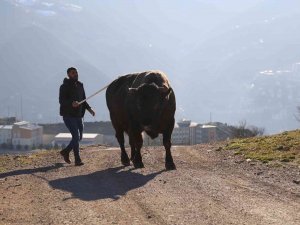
202, 125, 217, 129
55, 133, 100, 139
14, 121, 42, 130
14, 121, 29, 126
0, 125, 13, 130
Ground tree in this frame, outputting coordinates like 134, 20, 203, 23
232, 120, 264, 138
0, 143, 8, 149
295, 106, 300, 122
54, 143, 59, 149
248, 126, 265, 137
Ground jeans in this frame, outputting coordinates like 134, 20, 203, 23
63, 117, 84, 162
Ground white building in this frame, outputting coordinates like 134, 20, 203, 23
54, 133, 104, 147
12, 121, 43, 148
171, 119, 217, 145
0, 125, 13, 145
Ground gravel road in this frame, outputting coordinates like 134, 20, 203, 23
0, 145, 299, 225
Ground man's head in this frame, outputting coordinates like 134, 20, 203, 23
67, 67, 78, 81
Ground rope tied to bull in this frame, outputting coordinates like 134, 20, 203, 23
78, 73, 142, 106
77, 84, 110, 106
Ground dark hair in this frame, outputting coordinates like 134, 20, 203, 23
67, 67, 77, 74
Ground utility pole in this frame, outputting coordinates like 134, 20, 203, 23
20, 95, 23, 121
210, 112, 212, 123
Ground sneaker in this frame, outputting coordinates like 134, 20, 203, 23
75, 161, 84, 166
60, 149, 71, 164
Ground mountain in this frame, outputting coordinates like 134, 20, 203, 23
0, 0, 300, 133
179, 0, 300, 132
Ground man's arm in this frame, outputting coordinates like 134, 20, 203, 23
83, 85, 95, 116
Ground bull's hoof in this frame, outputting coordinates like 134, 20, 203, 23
133, 160, 144, 169
121, 155, 130, 167
130, 154, 135, 162
165, 162, 176, 170
121, 160, 130, 167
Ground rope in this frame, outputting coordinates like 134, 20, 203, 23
78, 84, 110, 106
130, 73, 140, 88
78, 72, 142, 106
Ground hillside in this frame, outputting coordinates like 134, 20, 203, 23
224, 129, 300, 165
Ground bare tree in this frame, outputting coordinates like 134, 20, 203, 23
295, 106, 300, 122
248, 126, 265, 136
232, 120, 265, 138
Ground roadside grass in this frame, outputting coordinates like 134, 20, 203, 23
224, 130, 300, 165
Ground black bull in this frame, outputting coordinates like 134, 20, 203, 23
105, 71, 176, 170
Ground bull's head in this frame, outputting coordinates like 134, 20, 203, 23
127, 83, 171, 127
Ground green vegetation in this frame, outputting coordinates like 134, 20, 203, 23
224, 130, 300, 165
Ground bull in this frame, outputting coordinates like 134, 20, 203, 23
105, 70, 176, 170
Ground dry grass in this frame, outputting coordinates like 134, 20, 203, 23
224, 130, 300, 165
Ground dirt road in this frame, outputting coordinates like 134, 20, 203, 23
0, 145, 299, 225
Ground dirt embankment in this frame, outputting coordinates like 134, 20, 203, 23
0, 144, 299, 225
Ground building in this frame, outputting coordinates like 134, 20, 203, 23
12, 121, 43, 149
171, 119, 218, 145
0, 117, 17, 125
143, 133, 163, 146
172, 119, 193, 145
0, 125, 13, 145
54, 133, 104, 147
201, 125, 217, 143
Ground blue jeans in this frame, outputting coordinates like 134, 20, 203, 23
63, 117, 83, 162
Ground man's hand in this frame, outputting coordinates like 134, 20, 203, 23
88, 108, 96, 117
72, 101, 80, 108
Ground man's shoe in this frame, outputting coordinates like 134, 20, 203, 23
60, 149, 71, 164
75, 161, 84, 166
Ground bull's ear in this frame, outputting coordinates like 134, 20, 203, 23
128, 87, 138, 95
159, 87, 171, 98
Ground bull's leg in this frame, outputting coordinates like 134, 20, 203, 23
116, 131, 130, 166
131, 132, 144, 168
163, 131, 176, 170
130, 143, 135, 162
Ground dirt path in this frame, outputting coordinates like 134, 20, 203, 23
0, 145, 299, 225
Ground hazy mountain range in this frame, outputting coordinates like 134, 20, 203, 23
1, 0, 300, 133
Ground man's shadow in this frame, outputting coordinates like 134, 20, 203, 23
49, 166, 164, 201
0, 163, 64, 179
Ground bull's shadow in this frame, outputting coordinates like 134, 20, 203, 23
49, 166, 164, 201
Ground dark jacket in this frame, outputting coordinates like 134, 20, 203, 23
59, 78, 91, 118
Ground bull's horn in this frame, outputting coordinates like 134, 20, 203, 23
128, 87, 138, 94
159, 86, 170, 93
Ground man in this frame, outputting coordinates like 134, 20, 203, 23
59, 67, 95, 166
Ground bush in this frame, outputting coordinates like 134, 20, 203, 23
54, 143, 59, 150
